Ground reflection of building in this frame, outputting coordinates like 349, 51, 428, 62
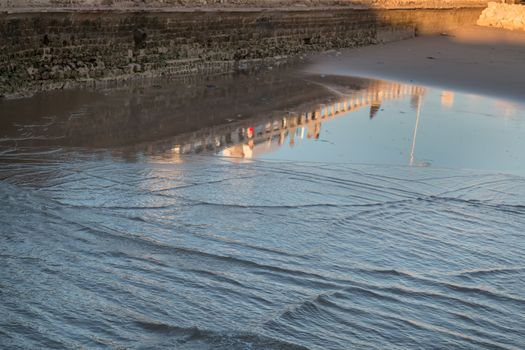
494, 100, 518, 118
369, 102, 381, 119
159, 81, 426, 159
441, 91, 455, 108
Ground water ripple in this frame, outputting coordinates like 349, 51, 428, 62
1, 155, 524, 349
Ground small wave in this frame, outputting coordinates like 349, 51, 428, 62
454, 267, 525, 277
189, 198, 423, 211
436, 282, 525, 305
365, 268, 419, 279
0, 148, 64, 158
0, 136, 65, 142
186, 268, 246, 288
190, 200, 354, 210
265, 287, 401, 326
134, 321, 310, 349
376, 285, 509, 315
360, 268, 525, 305
426, 195, 525, 214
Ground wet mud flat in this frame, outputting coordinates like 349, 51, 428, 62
307, 26, 525, 102
0, 67, 373, 151
1, 64, 525, 349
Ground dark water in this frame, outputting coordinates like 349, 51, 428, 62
1, 71, 524, 349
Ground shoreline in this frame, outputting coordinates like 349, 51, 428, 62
5, 25, 523, 104
306, 26, 525, 103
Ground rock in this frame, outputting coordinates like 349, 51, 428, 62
477, 2, 525, 31
26, 66, 38, 76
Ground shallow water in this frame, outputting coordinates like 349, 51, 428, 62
1, 72, 524, 349
219, 83, 525, 175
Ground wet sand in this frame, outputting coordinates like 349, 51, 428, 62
307, 26, 525, 102
0, 70, 371, 150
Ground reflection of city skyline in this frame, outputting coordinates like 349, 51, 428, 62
157, 81, 427, 160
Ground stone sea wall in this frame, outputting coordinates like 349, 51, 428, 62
477, 2, 525, 31
0, 7, 483, 97
0, 0, 490, 10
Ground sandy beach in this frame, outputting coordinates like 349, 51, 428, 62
307, 25, 525, 102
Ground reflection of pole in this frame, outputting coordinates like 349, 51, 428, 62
409, 94, 422, 166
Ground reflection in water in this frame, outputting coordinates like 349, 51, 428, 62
2, 70, 525, 176
1, 70, 524, 174
409, 93, 423, 167
0, 70, 360, 150
1, 70, 525, 350
218, 81, 425, 160
205, 82, 524, 175
441, 91, 455, 108
0, 71, 426, 165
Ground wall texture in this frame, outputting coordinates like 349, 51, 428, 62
0, 7, 483, 97
477, 2, 525, 30
0, 0, 490, 10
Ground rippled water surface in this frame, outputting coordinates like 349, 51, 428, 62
1, 72, 524, 349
